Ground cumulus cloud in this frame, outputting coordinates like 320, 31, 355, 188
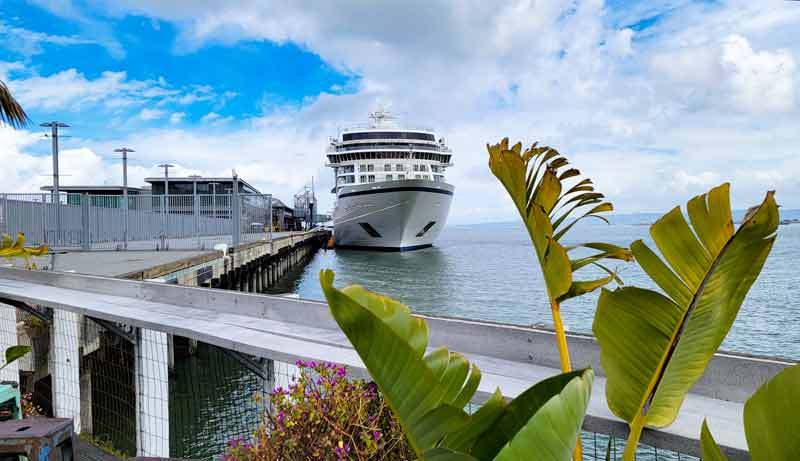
3, 0, 800, 221
721, 35, 795, 113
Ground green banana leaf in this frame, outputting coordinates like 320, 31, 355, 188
592, 183, 779, 458
702, 364, 800, 461
743, 364, 800, 460
487, 138, 631, 302
322, 270, 593, 460
489, 369, 593, 461
321, 269, 479, 456
1, 345, 31, 371
700, 420, 728, 461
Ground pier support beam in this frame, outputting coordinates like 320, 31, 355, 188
135, 328, 170, 457
50, 309, 82, 432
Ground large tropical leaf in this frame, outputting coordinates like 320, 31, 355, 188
702, 364, 800, 460
482, 369, 593, 461
743, 363, 800, 460
1, 345, 31, 371
700, 420, 728, 461
487, 139, 631, 303
320, 270, 479, 456
592, 183, 779, 459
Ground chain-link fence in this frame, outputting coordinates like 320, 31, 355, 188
0, 192, 272, 250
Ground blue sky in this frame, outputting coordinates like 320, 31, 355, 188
1, 0, 798, 222
1, 0, 355, 134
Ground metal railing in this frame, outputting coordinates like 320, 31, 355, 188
1, 267, 791, 460
0, 192, 273, 250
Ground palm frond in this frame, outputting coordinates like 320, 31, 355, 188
0, 80, 29, 128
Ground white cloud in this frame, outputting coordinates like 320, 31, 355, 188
4, 0, 800, 221
169, 112, 185, 124
721, 35, 795, 114
2, 64, 236, 120
138, 108, 166, 121
0, 20, 98, 57
200, 112, 219, 123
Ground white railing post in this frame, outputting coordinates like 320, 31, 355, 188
0, 193, 7, 236
232, 176, 241, 248
135, 328, 170, 457
50, 309, 82, 432
81, 193, 91, 250
41, 193, 48, 245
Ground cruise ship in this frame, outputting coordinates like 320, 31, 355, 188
327, 111, 454, 251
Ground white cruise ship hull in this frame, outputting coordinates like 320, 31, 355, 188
333, 179, 454, 251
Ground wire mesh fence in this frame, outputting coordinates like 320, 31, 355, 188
0, 192, 273, 250
0, 298, 708, 461
80, 317, 138, 457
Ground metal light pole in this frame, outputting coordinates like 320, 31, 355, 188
41, 121, 69, 246
115, 147, 135, 249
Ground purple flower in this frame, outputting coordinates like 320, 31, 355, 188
373, 431, 381, 441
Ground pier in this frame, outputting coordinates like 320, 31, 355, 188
0, 264, 793, 460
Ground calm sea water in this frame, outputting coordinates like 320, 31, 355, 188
289, 220, 800, 360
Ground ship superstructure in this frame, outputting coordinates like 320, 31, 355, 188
327, 111, 454, 250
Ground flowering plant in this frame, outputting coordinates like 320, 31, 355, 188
223, 360, 413, 460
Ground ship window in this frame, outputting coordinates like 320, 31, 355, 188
367, 164, 375, 172
359, 222, 382, 238
434, 175, 444, 183
416, 221, 437, 237
419, 165, 428, 172
413, 164, 420, 172
359, 164, 367, 172
343, 132, 435, 142
398, 174, 406, 180
368, 175, 376, 183
384, 164, 392, 171
360, 175, 367, 183
396, 164, 405, 171
415, 174, 422, 179
386, 174, 393, 181
423, 175, 430, 180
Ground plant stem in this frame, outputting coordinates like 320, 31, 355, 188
550, 298, 582, 461
624, 418, 644, 461
549, 298, 572, 373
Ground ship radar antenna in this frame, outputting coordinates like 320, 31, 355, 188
369, 106, 397, 128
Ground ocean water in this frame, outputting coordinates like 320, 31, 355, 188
289, 219, 800, 361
